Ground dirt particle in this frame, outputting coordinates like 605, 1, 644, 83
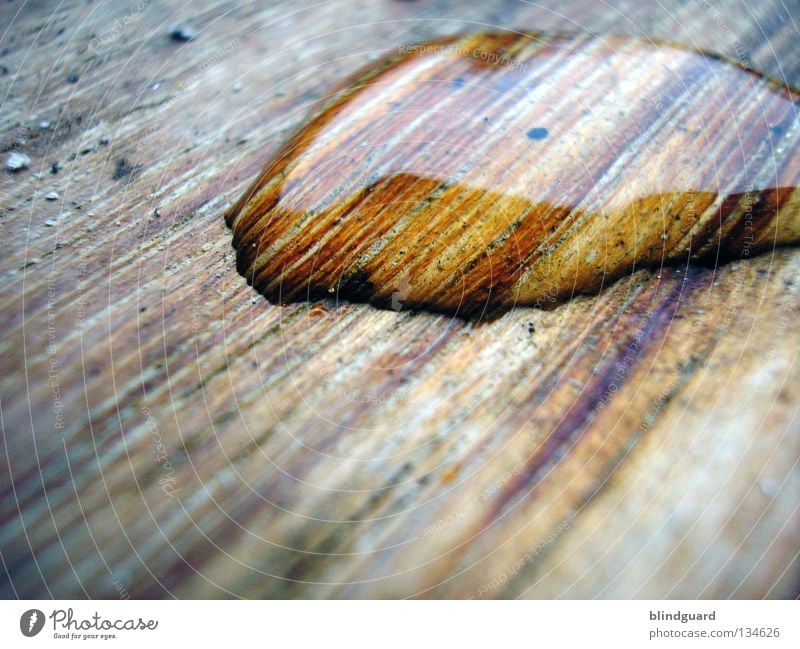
5, 152, 30, 171
169, 25, 197, 42
113, 158, 138, 180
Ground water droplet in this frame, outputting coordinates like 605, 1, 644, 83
227, 32, 800, 317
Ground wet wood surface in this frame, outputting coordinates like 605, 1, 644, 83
229, 31, 800, 315
0, 0, 798, 599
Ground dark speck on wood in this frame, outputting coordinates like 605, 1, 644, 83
170, 25, 197, 42
113, 158, 138, 180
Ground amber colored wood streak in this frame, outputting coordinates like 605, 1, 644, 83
228, 32, 800, 316
1, 1, 799, 600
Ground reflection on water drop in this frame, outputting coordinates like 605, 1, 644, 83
227, 32, 800, 317
526, 127, 548, 140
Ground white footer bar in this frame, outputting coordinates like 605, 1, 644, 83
1, 600, 796, 647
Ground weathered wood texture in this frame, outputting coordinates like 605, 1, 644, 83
0, 0, 798, 599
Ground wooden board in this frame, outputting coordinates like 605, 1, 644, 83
0, 0, 798, 599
